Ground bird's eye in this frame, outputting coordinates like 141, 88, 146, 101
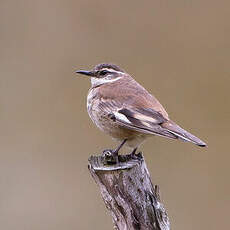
100, 70, 108, 76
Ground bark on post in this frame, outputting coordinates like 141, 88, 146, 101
88, 152, 170, 230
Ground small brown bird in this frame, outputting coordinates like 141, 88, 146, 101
76, 63, 206, 157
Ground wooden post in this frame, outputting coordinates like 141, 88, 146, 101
88, 152, 170, 230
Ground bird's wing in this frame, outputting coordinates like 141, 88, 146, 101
96, 78, 206, 146
97, 76, 170, 119
98, 101, 177, 139
103, 104, 206, 146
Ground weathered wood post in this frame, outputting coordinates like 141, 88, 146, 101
88, 152, 170, 230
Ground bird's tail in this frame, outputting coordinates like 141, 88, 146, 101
162, 120, 207, 147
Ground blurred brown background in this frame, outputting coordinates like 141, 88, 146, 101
0, 0, 229, 229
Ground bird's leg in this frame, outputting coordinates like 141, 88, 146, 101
130, 147, 138, 159
103, 139, 127, 164
130, 147, 137, 157
113, 139, 127, 155
129, 147, 142, 159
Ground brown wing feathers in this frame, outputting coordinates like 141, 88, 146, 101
109, 108, 206, 146
97, 76, 206, 147
162, 120, 207, 147
118, 108, 166, 125
112, 108, 178, 139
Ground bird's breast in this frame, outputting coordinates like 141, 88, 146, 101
87, 87, 149, 148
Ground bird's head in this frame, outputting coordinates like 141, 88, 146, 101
76, 63, 126, 87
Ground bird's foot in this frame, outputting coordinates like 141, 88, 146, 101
102, 149, 119, 165
102, 139, 127, 165
129, 148, 143, 160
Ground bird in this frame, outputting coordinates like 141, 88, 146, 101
76, 63, 206, 160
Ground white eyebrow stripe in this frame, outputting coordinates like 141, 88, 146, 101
101, 68, 124, 75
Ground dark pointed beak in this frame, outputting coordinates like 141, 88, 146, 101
75, 70, 94, 76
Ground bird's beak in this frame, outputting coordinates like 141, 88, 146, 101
75, 70, 94, 77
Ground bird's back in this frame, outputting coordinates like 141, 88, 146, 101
92, 74, 169, 119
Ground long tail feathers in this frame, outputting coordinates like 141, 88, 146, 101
162, 120, 207, 147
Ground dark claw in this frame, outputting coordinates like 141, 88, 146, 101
131, 154, 139, 160
130, 149, 143, 160
136, 151, 143, 159
102, 149, 119, 165
130, 147, 137, 158
101, 139, 127, 165
102, 149, 113, 156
